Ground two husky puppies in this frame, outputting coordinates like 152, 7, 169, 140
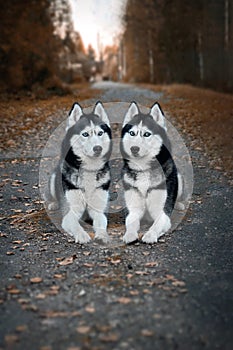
49, 101, 179, 244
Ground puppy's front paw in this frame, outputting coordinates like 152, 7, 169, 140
62, 216, 91, 244
123, 231, 139, 244
48, 201, 59, 211
142, 214, 171, 244
73, 231, 91, 244
95, 231, 110, 244
142, 230, 163, 243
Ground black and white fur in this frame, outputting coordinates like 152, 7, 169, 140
49, 102, 112, 244
120, 102, 178, 244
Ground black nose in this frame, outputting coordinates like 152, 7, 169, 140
131, 146, 140, 155
93, 145, 102, 154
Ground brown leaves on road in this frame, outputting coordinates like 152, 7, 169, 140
30, 277, 43, 284
76, 325, 91, 334
116, 297, 131, 304
58, 254, 77, 266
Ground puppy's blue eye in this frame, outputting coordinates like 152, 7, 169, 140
129, 131, 136, 136
144, 132, 151, 137
98, 131, 103, 136
82, 132, 89, 137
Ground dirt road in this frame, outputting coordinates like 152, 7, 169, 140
0, 82, 232, 350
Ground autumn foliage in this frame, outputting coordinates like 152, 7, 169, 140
0, 0, 61, 92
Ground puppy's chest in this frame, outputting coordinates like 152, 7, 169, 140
125, 168, 165, 197
71, 169, 109, 193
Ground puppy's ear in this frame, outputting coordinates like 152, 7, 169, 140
123, 101, 139, 127
150, 103, 167, 130
66, 103, 83, 130
94, 101, 110, 127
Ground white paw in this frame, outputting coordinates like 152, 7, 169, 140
123, 231, 139, 244
73, 231, 91, 244
142, 229, 164, 243
48, 201, 59, 211
142, 214, 171, 244
175, 201, 185, 211
95, 231, 110, 244
61, 216, 91, 244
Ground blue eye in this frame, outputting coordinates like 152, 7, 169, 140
98, 131, 103, 136
144, 132, 151, 137
129, 131, 136, 136
82, 132, 89, 137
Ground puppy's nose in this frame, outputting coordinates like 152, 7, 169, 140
93, 145, 102, 154
130, 146, 140, 155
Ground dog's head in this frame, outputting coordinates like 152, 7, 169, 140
64, 102, 112, 161
121, 102, 168, 163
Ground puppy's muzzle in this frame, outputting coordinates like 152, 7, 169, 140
130, 146, 140, 156
93, 145, 103, 156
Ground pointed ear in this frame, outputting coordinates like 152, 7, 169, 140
150, 103, 167, 130
94, 101, 110, 127
66, 103, 83, 130
123, 101, 139, 127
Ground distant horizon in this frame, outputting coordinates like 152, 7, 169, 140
70, 0, 126, 56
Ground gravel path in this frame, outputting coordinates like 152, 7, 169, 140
0, 82, 232, 350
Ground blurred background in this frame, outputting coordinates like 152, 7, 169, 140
0, 0, 232, 94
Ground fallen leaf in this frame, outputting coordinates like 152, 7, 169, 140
30, 277, 43, 283
16, 325, 28, 332
110, 258, 121, 265
8, 289, 21, 295
59, 255, 76, 266
165, 274, 175, 280
0, 232, 7, 237
99, 333, 119, 342
83, 263, 94, 268
144, 261, 158, 267
76, 326, 91, 334
35, 293, 47, 299
85, 306, 95, 313
5, 334, 19, 345
89, 232, 95, 239
172, 280, 186, 287
129, 290, 139, 296
179, 288, 188, 293
21, 304, 38, 312
41, 310, 80, 318
17, 298, 30, 304
83, 251, 91, 256
141, 329, 154, 337
98, 263, 108, 267
148, 277, 164, 286
54, 274, 65, 279
143, 289, 152, 294
116, 297, 131, 304
135, 271, 149, 276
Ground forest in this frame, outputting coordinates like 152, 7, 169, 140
122, 0, 233, 92
0, 0, 233, 93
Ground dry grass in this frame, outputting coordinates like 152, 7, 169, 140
0, 83, 101, 153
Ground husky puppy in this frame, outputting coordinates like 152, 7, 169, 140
120, 102, 178, 244
49, 102, 112, 244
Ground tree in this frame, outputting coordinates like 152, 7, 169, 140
0, 0, 60, 92
122, 0, 233, 91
